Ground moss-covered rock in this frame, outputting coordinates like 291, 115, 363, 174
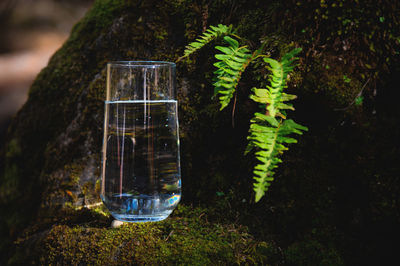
10, 205, 277, 265
0, 0, 399, 264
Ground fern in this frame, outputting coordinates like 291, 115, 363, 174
247, 48, 308, 202
178, 24, 308, 202
213, 36, 253, 110
250, 48, 302, 118
177, 24, 233, 62
247, 115, 307, 202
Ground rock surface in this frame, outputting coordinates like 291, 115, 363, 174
1, 0, 399, 264
0, 0, 268, 261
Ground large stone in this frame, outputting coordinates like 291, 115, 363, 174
0, 0, 272, 259
1, 0, 399, 264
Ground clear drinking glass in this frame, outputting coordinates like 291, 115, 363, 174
101, 61, 181, 222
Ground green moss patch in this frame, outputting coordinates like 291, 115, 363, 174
11, 205, 276, 265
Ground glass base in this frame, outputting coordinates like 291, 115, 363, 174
102, 193, 180, 223
111, 211, 172, 222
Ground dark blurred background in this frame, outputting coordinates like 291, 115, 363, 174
0, 0, 93, 142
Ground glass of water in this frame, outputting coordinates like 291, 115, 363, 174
101, 61, 181, 222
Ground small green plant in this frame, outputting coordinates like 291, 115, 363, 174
178, 24, 308, 202
179, 24, 233, 60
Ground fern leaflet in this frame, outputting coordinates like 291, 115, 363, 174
247, 115, 307, 202
251, 48, 302, 118
177, 24, 233, 62
213, 36, 253, 110
247, 48, 308, 202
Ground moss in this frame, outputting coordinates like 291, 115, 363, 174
11, 205, 276, 265
1, 139, 21, 194
300, 55, 364, 109
0, 164, 19, 200
68, 0, 128, 42
5, 139, 21, 159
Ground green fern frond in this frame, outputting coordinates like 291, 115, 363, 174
255, 48, 301, 117
213, 36, 253, 110
177, 24, 233, 62
248, 48, 307, 202
248, 116, 307, 202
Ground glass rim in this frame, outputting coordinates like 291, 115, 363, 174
107, 61, 175, 68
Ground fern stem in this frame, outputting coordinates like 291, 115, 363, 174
232, 93, 237, 127
269, 61, 284, 117
228, 49, 261, 123
230, 33, 243, 40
